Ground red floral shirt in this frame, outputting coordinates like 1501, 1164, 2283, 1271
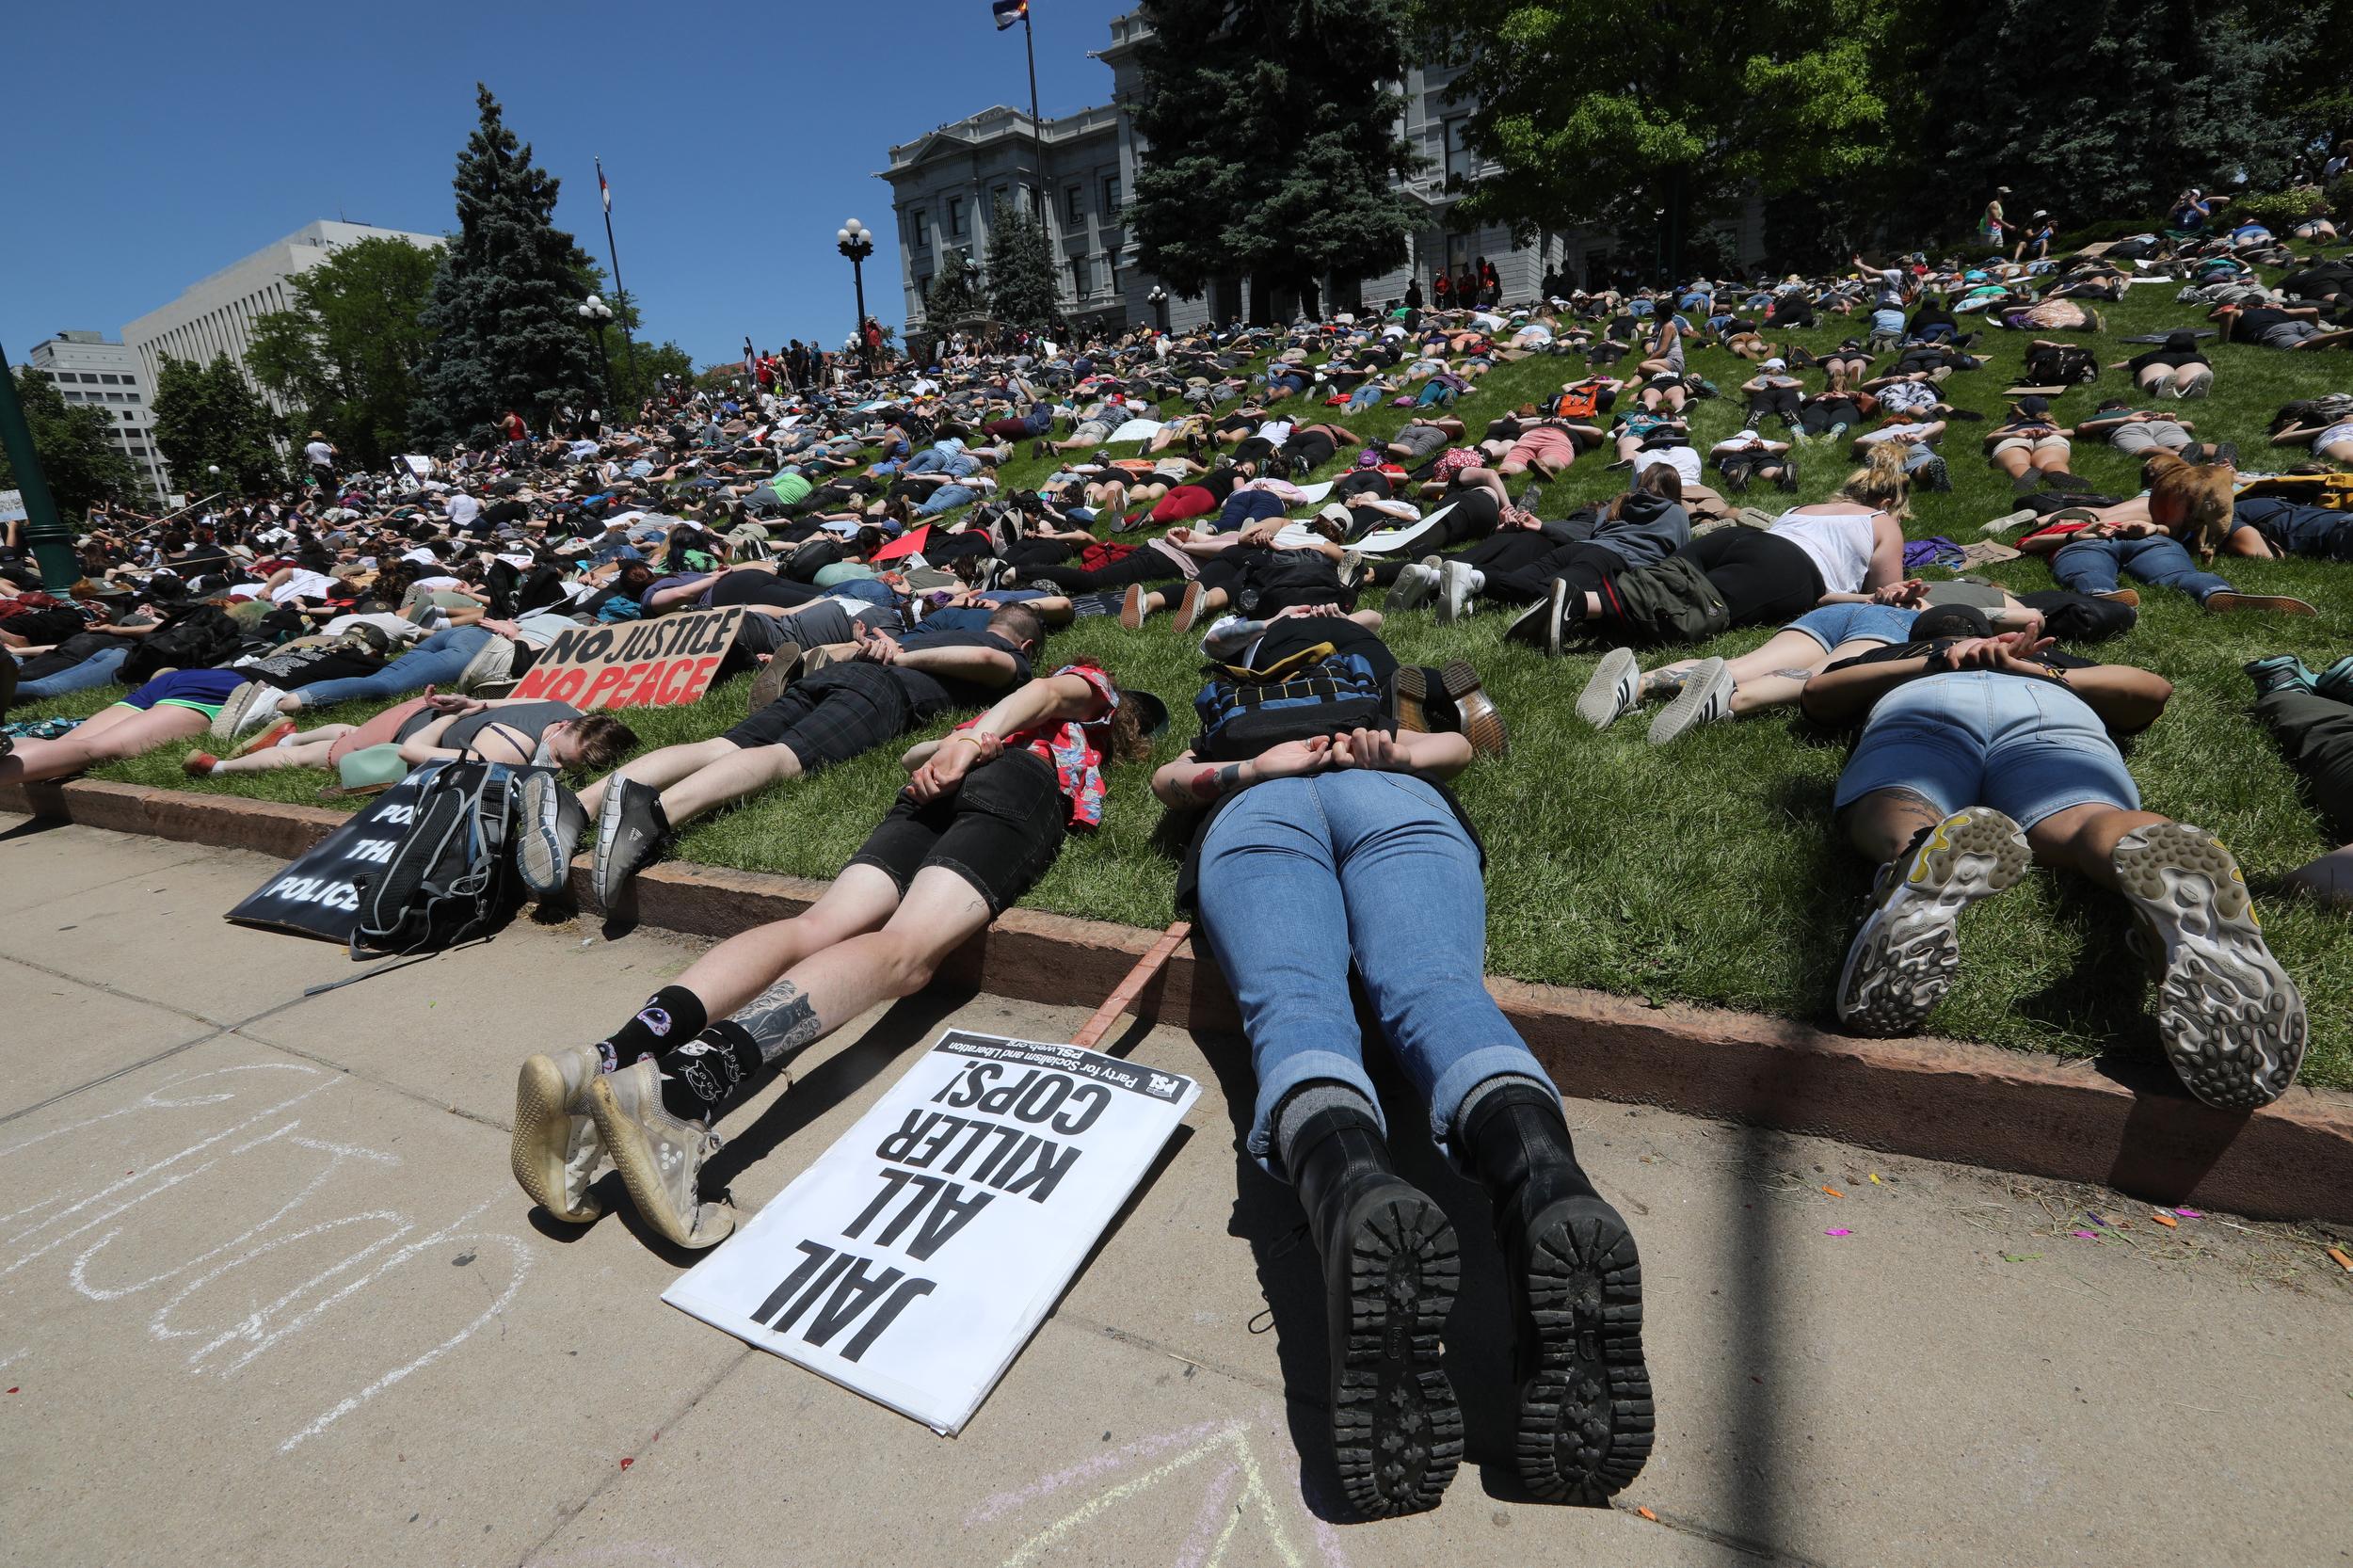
947, 662, 1119, 829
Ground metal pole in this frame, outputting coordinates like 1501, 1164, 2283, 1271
0, 343, 81, 591
595, 156, 640, 402
852, 253, 870, 370
1023, 9, 1048, 217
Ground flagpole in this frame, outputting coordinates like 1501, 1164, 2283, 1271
595, 155, 640, 408
1022, 7, 1047, 218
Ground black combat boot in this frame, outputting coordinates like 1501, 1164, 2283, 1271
1287, 1103, 1464, 1517
1460, 1080, 1654, 1504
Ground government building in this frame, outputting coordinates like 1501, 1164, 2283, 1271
879, 10, 1761, 335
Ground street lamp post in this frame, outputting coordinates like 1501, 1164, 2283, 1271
577, 295, 616, 406
1147, 285, 1168, 334
837, 218, 875, 369
0, 339, 78, 589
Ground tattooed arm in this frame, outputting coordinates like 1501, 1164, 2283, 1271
1149, 737, 1333, 810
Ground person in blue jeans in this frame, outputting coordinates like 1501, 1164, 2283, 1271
276, 625, 515, 713
1151, 632, 1652, 1520
2020, 511, 2315, 616
14, 642, 132, 700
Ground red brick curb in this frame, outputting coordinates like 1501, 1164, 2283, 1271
8, 777, 2350, 1224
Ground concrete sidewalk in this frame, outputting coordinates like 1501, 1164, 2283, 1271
2, 815, 2345, 1568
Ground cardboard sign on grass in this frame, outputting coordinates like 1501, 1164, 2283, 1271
507, 606, 744, 710
663, 1029, 1198, 1434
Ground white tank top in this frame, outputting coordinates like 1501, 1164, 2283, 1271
1771, 508, 1878, 594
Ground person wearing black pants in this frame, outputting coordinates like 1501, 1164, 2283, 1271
2251, 673, 2353, 903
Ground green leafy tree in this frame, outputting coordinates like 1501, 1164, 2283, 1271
1895, 1, 2324, 241
924, 249, 989, 324
246, 234, 440, 469
0, 367, 139, 518
413, 85, 608, 448
1418, 0, 1894, 279
148, 355, 284, 495
1130, 0, 1421, 322
985, 200, 1064, 332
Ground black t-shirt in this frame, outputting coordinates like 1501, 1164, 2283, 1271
481, 499, 532, 528
1820, 638, 2121, 727
887, 628, 1032, 712
2235, 307, 2291, 336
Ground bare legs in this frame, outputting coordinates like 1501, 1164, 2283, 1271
0, 704, 207, 786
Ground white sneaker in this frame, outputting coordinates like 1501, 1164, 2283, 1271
2111, 824, 2306, 1109
1980, 508, 2038, 536
1388, 558, 1442, 612
1577, 648, 1641, 728
511, 1043, 610, 1224
1836, 807, 2030, 1035
1438, 561, 1480, 624
211, 681, 289, 741
1645, 657, 1734, 744
585, 1060, 735, 1249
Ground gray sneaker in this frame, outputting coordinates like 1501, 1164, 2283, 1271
517, 771, 586, 897
1836, 808, 2030, 1035
1577, 648, 1642, 728
511, 1042, 610, 1224
2110, 824, 2306, 1109
594, 777, 672, 906
585, 1059, 735, 1249
1645, 656, 1734, 744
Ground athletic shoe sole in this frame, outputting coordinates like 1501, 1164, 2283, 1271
511, 1052, 602, 1224
1174, 582, 1208, 634
1646, 656, 1732, 744
747, 647, 804, 712
1120, 583, 1147, 630
1836, 807, 2030, 1035
2110, 824, 2307, 1110
1330, 1193, 1465, 1519
584, 1077, 735, 1251
1437, 561, 1476, 624
517, 772, 576, 897
230, 716, 296, 759
1387, 557, 1441, 612
210, 682, 274, 742
1577, 648, 1641, 728
1516, 1197, 1655, 1505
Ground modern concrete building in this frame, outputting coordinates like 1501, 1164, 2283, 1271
880, 10, 1758, 336
26, 332, 171, 504
123, 220, 442, 408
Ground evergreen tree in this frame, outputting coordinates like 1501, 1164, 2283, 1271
246, 234, 439, 469
924, 249, 989, 325
1419, 0, 1895, 280
149, 356, 283, 494
0, 368, 139, 518
985, 200, 1064, 332
412, 85, 607, 449
1130, 0, 1420, 322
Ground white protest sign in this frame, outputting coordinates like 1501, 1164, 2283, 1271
663, 1030, 1198, 1434
0, 489, 25, 524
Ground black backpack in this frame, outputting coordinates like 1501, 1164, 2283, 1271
350, 759, 527, 958
1191, 640, 1391, 762
120, 604, 245, 685
2025, 343, 2099, 385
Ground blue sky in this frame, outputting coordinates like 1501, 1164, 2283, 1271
2, 0, 1125, 370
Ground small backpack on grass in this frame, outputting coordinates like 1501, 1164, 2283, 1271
1191, 641, 1391, 762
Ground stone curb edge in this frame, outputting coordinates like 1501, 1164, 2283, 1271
8, 776, 2350, 1226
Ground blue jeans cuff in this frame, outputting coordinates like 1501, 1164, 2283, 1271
1423, 1044, 1556, 1156
1247, 1049, 1385, 1181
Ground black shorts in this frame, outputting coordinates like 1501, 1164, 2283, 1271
1231, 437, 1275, 465
847, 748, 1066, 915
721, 662, 915, 770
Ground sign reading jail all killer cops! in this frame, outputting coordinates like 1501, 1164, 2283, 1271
663, 1030, 1199, 1434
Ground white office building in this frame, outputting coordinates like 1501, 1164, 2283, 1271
123, 220, 443, 408
26, 332, 170, 504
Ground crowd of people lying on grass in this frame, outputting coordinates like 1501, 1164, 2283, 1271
7, 213, 2353, 1519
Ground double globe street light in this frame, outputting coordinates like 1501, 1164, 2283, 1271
838, 217, 875, 367
577, 294, 617, 403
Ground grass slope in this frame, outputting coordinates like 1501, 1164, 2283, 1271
52, 279, 2353, 1087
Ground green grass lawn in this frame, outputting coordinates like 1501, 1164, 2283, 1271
45, 273, 2353, 1089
